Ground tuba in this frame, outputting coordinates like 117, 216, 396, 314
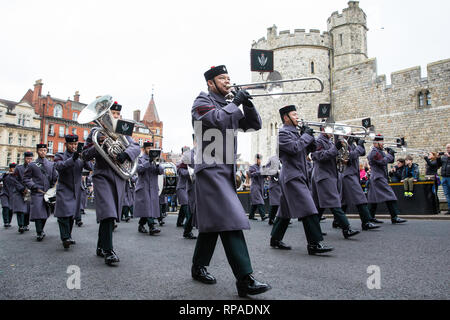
336, 138, 349, 173
78, 95, 138, 180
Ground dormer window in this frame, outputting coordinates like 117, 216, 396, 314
54, 104, 63, 118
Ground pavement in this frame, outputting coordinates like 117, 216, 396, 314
0, 210, 449, 300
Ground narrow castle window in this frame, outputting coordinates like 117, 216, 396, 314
339, 34, 343, 46
270, 123, 273, 136
418, 92, 424, 107
426, 91, 432, 106
311, 61, 315, 74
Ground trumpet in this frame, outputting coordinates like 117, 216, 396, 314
226, 77, 324, 99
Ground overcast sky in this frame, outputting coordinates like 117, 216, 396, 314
1, 0, 449, 161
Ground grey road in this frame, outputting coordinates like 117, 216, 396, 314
0, 210, 449, 300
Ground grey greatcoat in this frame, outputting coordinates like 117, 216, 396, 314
340, 143, 367, 206
191, 90, 261, 233
0, 173, 14, 209
367, 147, 397, 203
265, 156, 281, 206
185, 149, 197, 226
23, 158, 58, 221
123, 175, 137, 207
277, 125, 318, 219
311, 133, 341, 209
134, 154, 163, 218
249, 164, 264, 205
11, 164, 31, 213
176, 164, 189, 206
80, 175, 92, 211
53, 151, 92, 218
82, 128, 141, 222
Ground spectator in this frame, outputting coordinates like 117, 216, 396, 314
424, 152, 441, 195
389, 158, 405, 183
440, 144, 450, 214
401, 155, 419, 198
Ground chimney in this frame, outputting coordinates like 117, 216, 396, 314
133, 110, 141, 122
74, 91, 80, 102
32, 79, 43, 105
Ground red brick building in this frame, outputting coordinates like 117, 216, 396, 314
21, 79, 95, 156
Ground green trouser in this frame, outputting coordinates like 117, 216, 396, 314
403, 178, 414, 192
34, 219, 47, 234
97, 218, 115, 251
183, 205, 193, 235
57, 217, 74, 241
317, 208, 326, 220
192, 230, 253, 281
176, 205, 187, 226
121, 206, 132, 220
330, 207, 350, 230
369, 201, 400, 219
342, 204, 371, 224
249, 204, 266, 219
16, 212, 25, 227
138, 217, 156, 226
2, 207, 13, 224
158, 204, 166, 222
268, 205, 278, 221
24, 213, 30, 226
271, 215, 323, 244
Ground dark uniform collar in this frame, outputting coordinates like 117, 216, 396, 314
209, 90, 227, 106
282, 124, 298, 133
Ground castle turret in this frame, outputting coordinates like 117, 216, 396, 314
327, 1, 368, 69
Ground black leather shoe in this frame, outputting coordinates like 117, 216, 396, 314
270, 238, 291, 250
268, 219, 274, 225
332, 221, 340, 229
343, 228, 360, 239
320, 216, 327, 221
159, 220, 165, 226
37, 233, 43, 242
391, 217, 407, 224
125, 217, 130, 223
176, 223, 184, 227
236, 274, 271, 298
104, 250, 120, 265
261, 216, 268, 221
321, 232, 327, 236
69, 239, 76, 245
24, 226, 30, 231
248, 217, 257, 221
191, 265, 216, 284
138, 225, 148, 233
19, 227, 24, 234
307, 242, 334, 255
184, 232, 197, 239
362, 222, 381, 230
369, 218, 384, 224
96, 248, 105, 257
113, 224, 118, 230
149, 225, 161, 235
77, 221, 83, 227
62, 239, 71, 249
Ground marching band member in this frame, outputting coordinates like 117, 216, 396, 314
82, 101, 141, 265
367, 135, 407, 224
158, 193, 167, 226
11, 152, 33, 233
23, 143, 58, 242
270, 105, 333, 254
248, 154, 268, 221
1, 163, 17, 228
311, 128, 360, 239
121, 174, 136, 222
134, 141, 163, 236
340, 136, 380, 230
176, 146, 190, 227
54, 135, 92, 248
181, 141, 196, 239
265, 156, 281, 226
190, 65, 270, 297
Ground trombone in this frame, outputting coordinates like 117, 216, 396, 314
227, 77, 324, 98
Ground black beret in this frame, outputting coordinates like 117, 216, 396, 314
143, 141, 153, 148
36, 143, 47, 149
9, 163, 17, 168
256, 154, 262, 160
24, 152, 34, 158
65, 134, 79, 142
204, 65, 228, 81
111, 101, 122, 111
374, 134, 384, 142
279, 105, 297, 121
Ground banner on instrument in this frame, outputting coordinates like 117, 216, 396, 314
251, 49, 274, 72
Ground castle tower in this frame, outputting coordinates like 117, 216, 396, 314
250, 26, 332, 161
327, 1, 368, 69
